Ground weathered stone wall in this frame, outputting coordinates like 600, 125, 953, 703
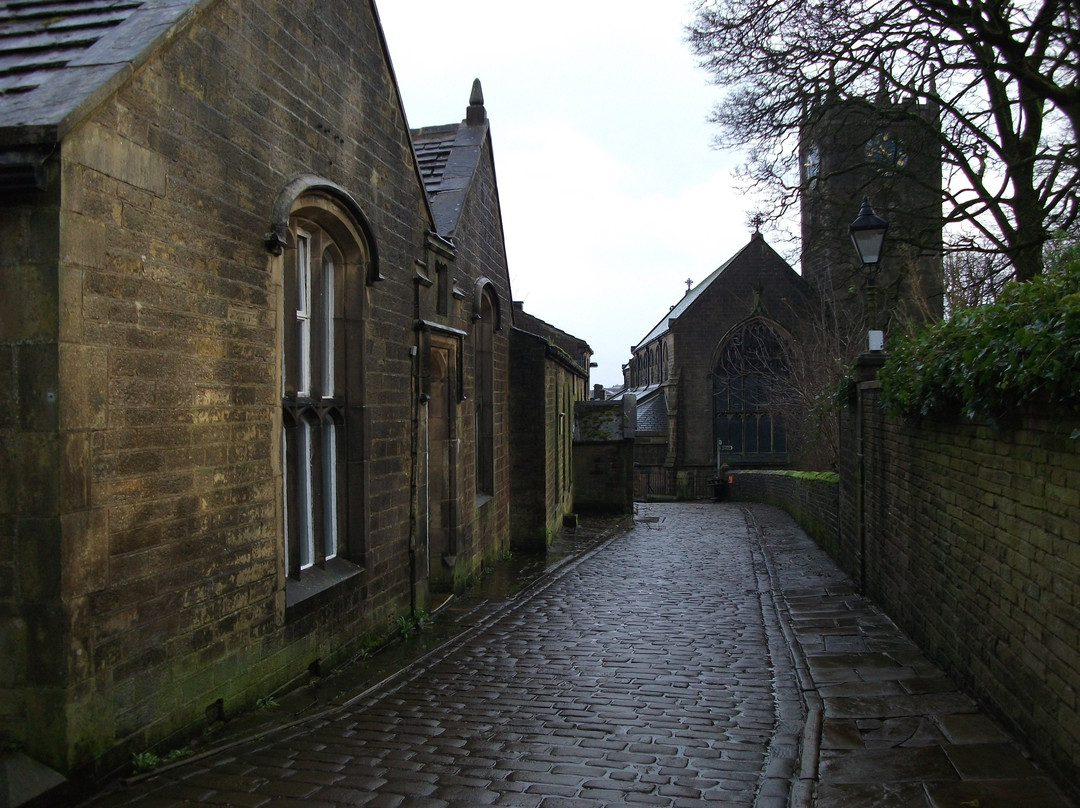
0, 159, 62, 760
43, 0, 428, 772
730, 376, 1080, 798
574, 399, 635, 515
509, 332, 585, 551
508, 329, 548, 551
728, 471, 839, 556
431, 114, 514, 588
840, 380, 1080, 796
0, 0, 525, 776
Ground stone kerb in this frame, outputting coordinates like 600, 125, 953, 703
727, 470, 840, 556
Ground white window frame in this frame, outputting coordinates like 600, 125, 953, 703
322, 248, 335, 398
295, 228, 312, 398
297, 418, 315, 569
323, 422, 338, 560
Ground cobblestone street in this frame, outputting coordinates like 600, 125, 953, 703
80, 503, 1074, 808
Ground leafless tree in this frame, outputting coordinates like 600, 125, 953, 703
943, 244, 1014, 310
688, 0, 1080, 282
775, 286, 872, 470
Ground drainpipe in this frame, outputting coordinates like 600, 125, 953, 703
408, 338, 422, 616
856, 377, 866, 593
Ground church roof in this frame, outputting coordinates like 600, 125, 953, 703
411, 78, 491, 236
632, 232, 796, 351
635, 389, 668, 434
0, 0, 206, 144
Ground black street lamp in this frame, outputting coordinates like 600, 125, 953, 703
849, 196, 889, 269
849, 197, 888, 350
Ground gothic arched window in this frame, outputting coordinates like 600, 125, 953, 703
281, 195, 369, 580
713, 321, 789, 463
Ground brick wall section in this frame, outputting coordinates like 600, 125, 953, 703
728, 471, 839, 557
833, 372, 1080, 798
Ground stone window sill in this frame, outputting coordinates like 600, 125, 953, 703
285, 557, 363, 619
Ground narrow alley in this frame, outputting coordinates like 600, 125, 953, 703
80, 503, 1074, 808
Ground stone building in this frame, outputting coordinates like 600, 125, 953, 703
622, 97, 943, 495
800, 96, 945, 330
411, 80, 516, 596
0, 0, 532, 783
621, 233, 812, 497
508, 303, 591, 551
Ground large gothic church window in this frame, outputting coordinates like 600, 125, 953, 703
713, 321, 788, 463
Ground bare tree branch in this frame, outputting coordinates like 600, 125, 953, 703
689, 0, 1080, 281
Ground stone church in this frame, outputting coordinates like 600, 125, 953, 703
622, 231, 812, 498
621, 95, 943, 496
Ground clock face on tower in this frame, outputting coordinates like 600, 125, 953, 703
864, 131, 908, 174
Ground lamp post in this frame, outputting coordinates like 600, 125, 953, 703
849, 196, 888, 351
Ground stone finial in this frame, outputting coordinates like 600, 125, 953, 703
467, 78, 486, 125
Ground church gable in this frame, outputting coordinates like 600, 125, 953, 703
681, 232, 810, 335
625, 232, 813, 497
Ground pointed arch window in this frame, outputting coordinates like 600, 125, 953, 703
280, 196, 368, 586
713, 321, 789, 464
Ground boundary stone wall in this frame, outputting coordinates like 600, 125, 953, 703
726, 373, 1080, 800
727, 471, 839, 557
841, 378, 1080, 798
573, 398, 635, 515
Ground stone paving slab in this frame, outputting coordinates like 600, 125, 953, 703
745, 503, 1077, 808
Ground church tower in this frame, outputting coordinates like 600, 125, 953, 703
800, 96, 944, 337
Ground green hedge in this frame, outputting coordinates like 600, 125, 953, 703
880, 247, 1080, 422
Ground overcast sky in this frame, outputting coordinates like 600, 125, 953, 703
377, 0, 771, 388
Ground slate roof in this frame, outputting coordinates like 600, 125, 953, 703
0, 0, 204, 144
635, 389, 668, 434
632, 232, 799, 352
412, 126, 456, 189
410, 78, 492, 236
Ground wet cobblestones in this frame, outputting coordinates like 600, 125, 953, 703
83, 503, 795, 807
78, 502, 1075, 808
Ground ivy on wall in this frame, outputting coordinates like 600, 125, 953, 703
880, 245, 1080, 421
